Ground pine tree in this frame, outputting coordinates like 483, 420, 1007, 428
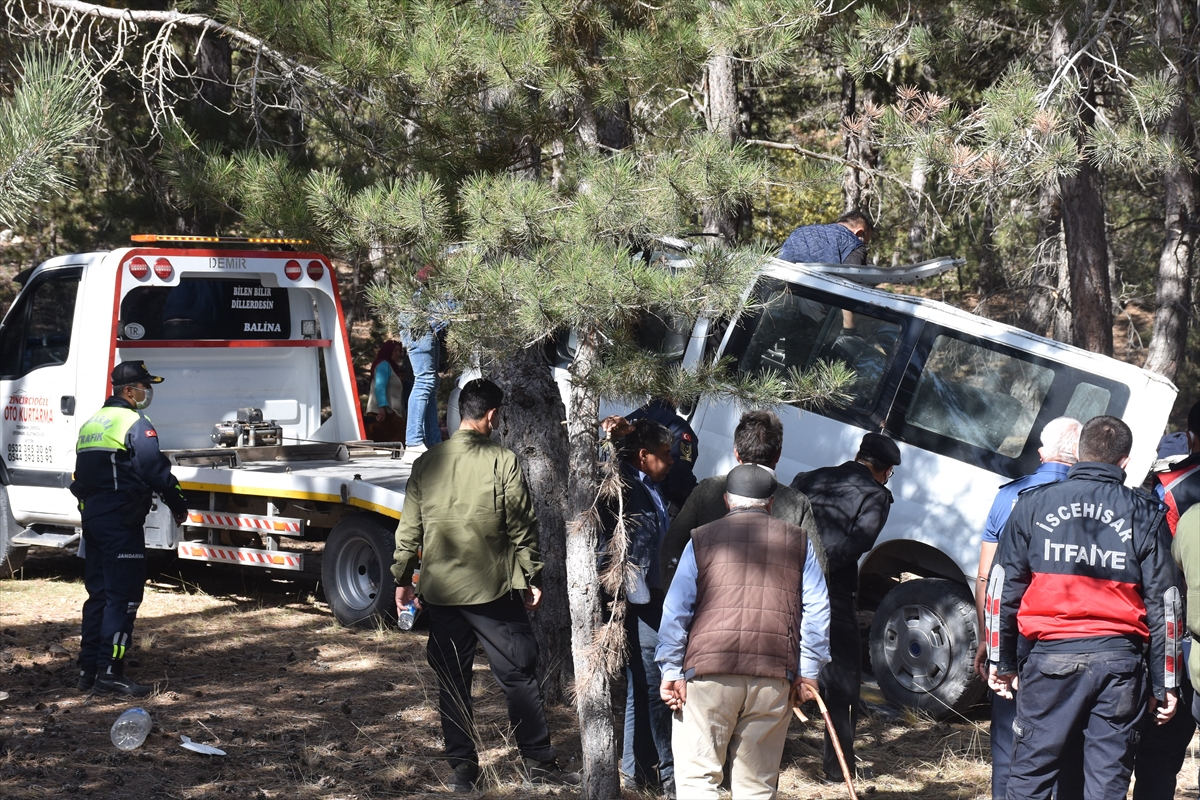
0, 47, 96, 227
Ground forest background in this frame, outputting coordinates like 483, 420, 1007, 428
2, 0, 1199, 796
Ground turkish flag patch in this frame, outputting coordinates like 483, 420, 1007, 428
682, 432, 693, 442
145, 429, 157, 438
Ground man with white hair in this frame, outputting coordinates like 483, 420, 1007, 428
972, 416, 1082, 800
656, 465, 830, 799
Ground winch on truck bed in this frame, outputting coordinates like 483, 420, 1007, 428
211, 407, 283, 448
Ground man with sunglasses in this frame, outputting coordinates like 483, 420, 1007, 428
791, 432, 901, 786
72, 361, 188, 697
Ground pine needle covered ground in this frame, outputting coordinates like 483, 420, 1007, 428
2, 548, 1196, 799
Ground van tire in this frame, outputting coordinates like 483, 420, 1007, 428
322, 515, 398, 628
869, 578, 984, 717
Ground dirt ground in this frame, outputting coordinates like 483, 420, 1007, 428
1, 548, 1197, 800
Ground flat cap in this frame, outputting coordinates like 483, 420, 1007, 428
726, 464, 777, 499
860, 432, 901, 467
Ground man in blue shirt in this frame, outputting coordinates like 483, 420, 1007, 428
973, 416, 1081, 800
657, 464, 829, 799
778, 211, 873, 265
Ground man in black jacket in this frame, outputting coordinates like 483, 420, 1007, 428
986, 416, 1181, 800
601, 419, 676, 796
659, 410, 825, 591
791, 432, 900, 785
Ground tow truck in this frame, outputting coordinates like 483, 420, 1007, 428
0, 236, 408, 626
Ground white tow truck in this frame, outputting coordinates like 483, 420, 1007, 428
0, 236, 410, 626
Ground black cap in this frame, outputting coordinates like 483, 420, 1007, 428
112, 361, 164, 386
726, 464, 778, 499
860, 432, 901, 467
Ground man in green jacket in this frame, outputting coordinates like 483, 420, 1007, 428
1172, 503, 1200, 791
392, 378, 576, 793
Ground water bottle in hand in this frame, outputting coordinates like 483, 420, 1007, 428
397, 602, 417, 630
110, 707, 152, 751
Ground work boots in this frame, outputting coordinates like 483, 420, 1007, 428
523, 757, 581, 787
77, 666, 96, 691
93, 661, 152, 698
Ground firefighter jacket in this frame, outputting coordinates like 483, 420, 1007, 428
1158, 452, 1200, 534
71, 397, 187, 522
987, 461, 1182, 701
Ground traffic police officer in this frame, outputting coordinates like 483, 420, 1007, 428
986, 416, 1181, 799
73, 361, 188, 696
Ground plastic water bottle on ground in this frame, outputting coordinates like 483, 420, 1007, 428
110, 707, 152, 750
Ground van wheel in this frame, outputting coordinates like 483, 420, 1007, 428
869, 578, 985, 717
322, 515, 398, 628
0, 545, 27, 579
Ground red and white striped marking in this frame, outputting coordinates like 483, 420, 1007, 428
177, 543, 303, 571
184, 511, 303, 535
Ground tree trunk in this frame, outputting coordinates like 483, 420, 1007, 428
977, 199, 1002, 295
490, 346, 574, 705
564, 328, 619, 800
839, 67, 875, 213
1143, 0, 1197, 380
1017, 183, 1071, 340
702, 42, 742, 241
1051, 17, 1112, 355
908, 156, 928, 262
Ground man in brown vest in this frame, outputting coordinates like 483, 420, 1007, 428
656, 465, 830, 799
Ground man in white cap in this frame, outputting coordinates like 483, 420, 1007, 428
656, 464, 830, 799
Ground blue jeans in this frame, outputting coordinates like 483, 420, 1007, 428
622, 596, 673, 789
402, 330, 441, 447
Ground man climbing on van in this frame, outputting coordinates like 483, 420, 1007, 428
778, 211, 873, 266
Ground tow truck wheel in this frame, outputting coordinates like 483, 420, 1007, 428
322, 515, 398, 628
869, 578, 985, 718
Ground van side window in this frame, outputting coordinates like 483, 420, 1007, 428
0, 269, 81, 379
906, 335, 1054, 457
1064, 382, 1111, 421
737, 284, 902, 411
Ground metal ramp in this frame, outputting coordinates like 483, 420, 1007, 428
12, 528, 81, 549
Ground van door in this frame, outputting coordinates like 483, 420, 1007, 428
0, 267, 84, 521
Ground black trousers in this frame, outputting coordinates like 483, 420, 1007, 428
79, 505, 147, 671
1007, 649, 1146, 800
820, 589, 859, 780
425, 594, 556, 769
1131, 670, 1195, 799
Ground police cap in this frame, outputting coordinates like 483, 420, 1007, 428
860, 432, 901, 467
112, 361, 165, 386
726, 464, 777, 499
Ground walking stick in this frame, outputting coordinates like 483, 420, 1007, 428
792, 690, 858, 800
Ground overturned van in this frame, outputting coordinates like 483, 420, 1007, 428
668, 255, 1176, 714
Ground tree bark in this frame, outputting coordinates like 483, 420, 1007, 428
1143, 0, 1197, 380
1017, 182, 1072, 341
564, 328, 619, 800
490, 346, 574, 705
702, 42, 742, 241
839, 67, 875, 213
908, 156, 928, 261
1051, 17, 1112, 355
977, 199, 1002, 295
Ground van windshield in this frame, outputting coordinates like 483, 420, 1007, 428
736, 281, 902, 411
120, 278, 291, 340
